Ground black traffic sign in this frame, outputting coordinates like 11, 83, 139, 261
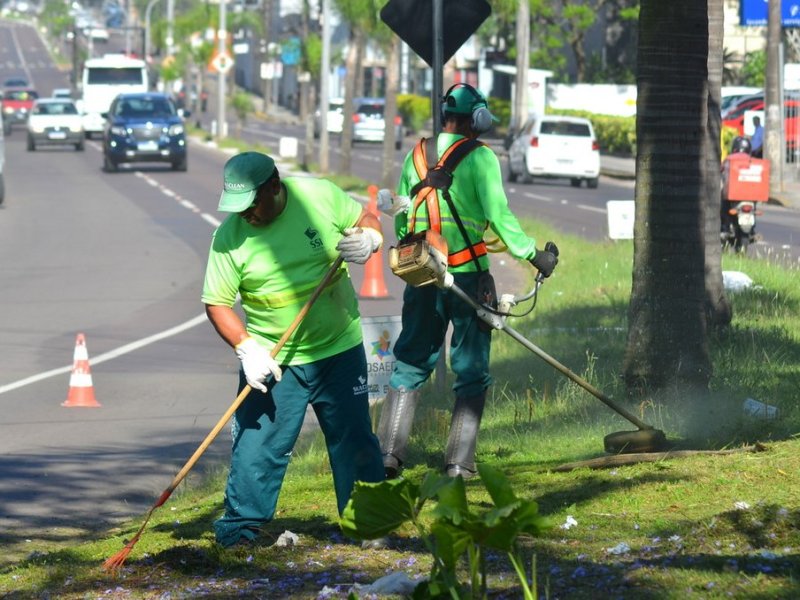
380, 0, 491, 67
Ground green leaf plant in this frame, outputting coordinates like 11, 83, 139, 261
340, 463, 551, 599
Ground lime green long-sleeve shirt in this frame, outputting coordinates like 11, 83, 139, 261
395, 133, 537, 272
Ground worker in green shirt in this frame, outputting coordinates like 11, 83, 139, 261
202, 152, 385, 547
376, 84, 558, 480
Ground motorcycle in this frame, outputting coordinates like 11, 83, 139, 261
720, 152, 769, 252
720, 199, 761, 252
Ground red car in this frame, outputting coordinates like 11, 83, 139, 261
2, 87, 38, 134
722, 95, 800, 152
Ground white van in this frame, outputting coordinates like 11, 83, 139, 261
507, 115, 601, 188
78, 54, 148, 138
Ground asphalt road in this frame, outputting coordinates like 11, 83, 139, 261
1, 18, 799, 556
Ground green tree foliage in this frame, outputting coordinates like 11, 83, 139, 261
39, 0, 72, 38
741, 49, 766, 87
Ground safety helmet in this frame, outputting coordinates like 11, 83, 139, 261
440, 83, 497, 134
731, 136, 752, 155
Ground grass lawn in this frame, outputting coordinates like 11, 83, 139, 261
1, 221, 798, 599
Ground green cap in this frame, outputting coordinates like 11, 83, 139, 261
443, 85, 498, 121
218, 152, 276, 212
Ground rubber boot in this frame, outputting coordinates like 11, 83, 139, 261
444, 392, 487, 479
376, 387, 420, 479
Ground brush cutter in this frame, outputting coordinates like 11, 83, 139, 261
103, 255, 347, 571
388, 234, 668, 455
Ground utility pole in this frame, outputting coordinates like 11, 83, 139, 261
166, 0, 175, 57
432, 0, 442, 135
319, 0, 330, 172
513, 0, 529, 132
217, 0, 227, 140
765, 0, 782, 195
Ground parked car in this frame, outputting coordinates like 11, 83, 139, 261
506, 115, 601, 188
2, 87, 38, 134
351, 97, 404, 150
722, 96, 800, 154
102, 92, 189, 172
2, 77, 29, 89
51, 88, 74, 100
27, 98, 85, 151
313, 97, 345, 137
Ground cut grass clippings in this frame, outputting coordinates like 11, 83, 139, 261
1, 223, 798, 598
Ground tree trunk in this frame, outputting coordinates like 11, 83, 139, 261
704, 0, 732, 329
381, 37, 400, 189
622, 1, 713, 396
340, 28, 364, 175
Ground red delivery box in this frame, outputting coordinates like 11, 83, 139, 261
723, 155, 770, 202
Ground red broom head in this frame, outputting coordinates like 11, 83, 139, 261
102, 532, 141, 572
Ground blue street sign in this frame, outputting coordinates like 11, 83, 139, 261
281, 37, 301, 66
741, 0, 800, 27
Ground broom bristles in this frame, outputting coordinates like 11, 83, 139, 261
101, 508, 156, 571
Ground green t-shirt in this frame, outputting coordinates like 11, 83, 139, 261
395, 133, 537, 272
202, 176, 364, 365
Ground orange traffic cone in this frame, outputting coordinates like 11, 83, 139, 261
62, 333, 101, 408
360, 185, 389, 299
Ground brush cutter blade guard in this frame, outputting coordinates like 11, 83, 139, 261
604, 429, 669, 454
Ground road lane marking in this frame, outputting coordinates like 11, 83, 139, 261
578, 204, 607, 214
523, 192, 552, 202
0, 315, 209, 395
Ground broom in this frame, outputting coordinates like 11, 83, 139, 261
103, 255, 346, 571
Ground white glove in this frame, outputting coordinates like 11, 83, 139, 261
335, 227, 383, 264
377, 189, 410, 217
234, 337, 282, 393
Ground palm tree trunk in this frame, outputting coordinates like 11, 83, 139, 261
381, 37, 400, 189
704, 0, 732, 329
622, 1, 713, 395
340, 28, 364, 175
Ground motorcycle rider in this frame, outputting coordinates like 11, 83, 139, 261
720, 135, 752, 237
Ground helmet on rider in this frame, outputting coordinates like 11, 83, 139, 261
731, 136, 752, 155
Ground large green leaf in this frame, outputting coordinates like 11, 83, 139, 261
428, 476, 470, 525
477, 463, 517, 507
429, 521, 472, 569
340, 478, 418, 539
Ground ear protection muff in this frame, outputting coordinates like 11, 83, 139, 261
440, 83, 493, 134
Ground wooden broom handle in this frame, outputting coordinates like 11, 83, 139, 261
159, 255, 346, 501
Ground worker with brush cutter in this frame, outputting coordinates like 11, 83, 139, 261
375, 84, 558, 480
202, 151, 386, 548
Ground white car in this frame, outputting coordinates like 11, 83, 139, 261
26, 98, 85, 151
507, 115, 600, 188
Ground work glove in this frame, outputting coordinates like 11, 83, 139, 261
530, 241, 559, 279
234, 337, 282, 393
336, 227, 383, 264
377, 188, 411, 217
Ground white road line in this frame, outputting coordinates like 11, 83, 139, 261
523, 192, 552, 202
1, 163, 224, 395
578, 204, 607, 214
9, 25, 32, 84
0, 315, 209, 395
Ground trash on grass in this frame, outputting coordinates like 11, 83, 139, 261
722, 271, 754, 292
742, 398, 778, 419
352, 571, 422, 595
607, 542, 631, 555
276, 530, 299, 547
560, 515, 578, 530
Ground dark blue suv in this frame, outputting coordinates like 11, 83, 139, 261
102, 92, 189, 172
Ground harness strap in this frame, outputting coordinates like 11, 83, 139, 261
408, 136, 486, 268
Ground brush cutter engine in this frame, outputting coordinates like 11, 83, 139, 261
389, 230, 452, 288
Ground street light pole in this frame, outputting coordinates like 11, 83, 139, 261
166, 0, 175, 57
217, 0, 227, 140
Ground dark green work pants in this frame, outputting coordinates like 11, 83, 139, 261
389, 271, 492, 398
214, 344, 384, 547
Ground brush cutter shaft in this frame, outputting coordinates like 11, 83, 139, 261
447, 281, 652, 431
